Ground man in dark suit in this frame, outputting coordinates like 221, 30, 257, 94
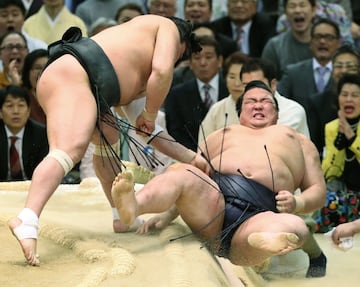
277, 18, 341, 154
184, 0, 238, 60
172, 23, 237, 87
210, 0, 275, 57
0, 85, 48, 181
165, 35, 228, 151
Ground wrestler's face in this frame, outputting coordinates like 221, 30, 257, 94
0, 94, 30, 134
239, 88, 278, 129
0, 5, 24, 36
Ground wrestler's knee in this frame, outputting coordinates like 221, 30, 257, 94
47, 149, 75, 175
166, 162, 188, 171
165, 162, 199, 175
290, 214, 309, 241
93, 139, 120, 158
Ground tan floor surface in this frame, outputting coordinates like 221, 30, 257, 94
0, 179, 359, 287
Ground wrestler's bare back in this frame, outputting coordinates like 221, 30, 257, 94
92, 15, 184, 106
37, 15, 184, 115
204, 125, 308, 193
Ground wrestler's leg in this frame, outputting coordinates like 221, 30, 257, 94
9, 59, 98, 265
91, 120, 130, 232
111, 163, 225, 239
229, 212, 309, 266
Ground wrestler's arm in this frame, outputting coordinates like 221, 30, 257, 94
136, 24, 181, 134
296, 134, 326, 213
122, 100, 209, 173
144, 24, 180, 114
136, 205, 179, 234
150, 131, 210, 174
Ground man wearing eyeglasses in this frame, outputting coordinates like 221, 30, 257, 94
0, 30, 28, 88
210, 0, 275, 57
278, 18, 341, 155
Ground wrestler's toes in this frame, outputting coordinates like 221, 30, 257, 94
286, 233, 300, 247
27, 253, 40, 266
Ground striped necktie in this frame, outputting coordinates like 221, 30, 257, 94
236, 27, 244, 51
203, 84, 213, 109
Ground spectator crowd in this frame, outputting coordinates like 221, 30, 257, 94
1, 0, 360, 280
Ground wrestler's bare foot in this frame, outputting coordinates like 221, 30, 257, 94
8, 217, 40, 266
111, 170, 137, 226
248, 232, 299, 255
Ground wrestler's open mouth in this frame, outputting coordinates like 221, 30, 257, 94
7, 26, 15, 31
253, 113, 265, 118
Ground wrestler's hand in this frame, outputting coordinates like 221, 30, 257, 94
135, 114, 156, 136
190, 153, 210, 175
275, 190, 296, 213
331, 222, 358, 245
136, 214, 170, 234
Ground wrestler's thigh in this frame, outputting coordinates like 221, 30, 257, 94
234, 211, 308, 245
37, 62, 98, 154
171, 164, 225, 237
228, 212, 307, 262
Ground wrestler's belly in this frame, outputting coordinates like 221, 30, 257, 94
212, 160, 296, 193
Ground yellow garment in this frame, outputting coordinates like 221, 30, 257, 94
23, 6, 88, 45
322, 118, 360, 180
0, 72, 10, 89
